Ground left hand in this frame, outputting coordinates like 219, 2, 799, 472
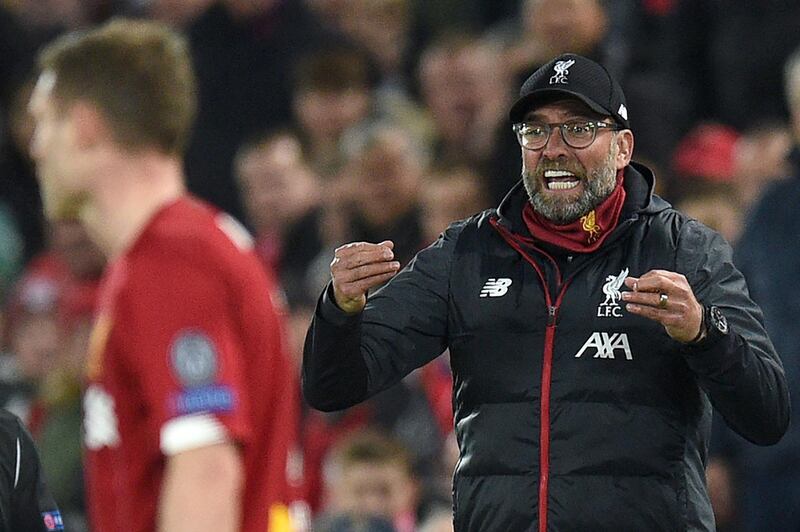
622, 270, 703, 343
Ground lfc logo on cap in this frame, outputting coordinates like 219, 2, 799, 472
549, 59, 576, 84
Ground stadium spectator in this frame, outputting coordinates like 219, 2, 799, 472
419, 164, 491, 245
417, 33, 515, 203
292, 45, 377, 178
707, 45, 800, 532
234, 128, 325, 308
29, 19, 299, 532
185, 0, 338, 221
316, 429, 418, 532
340, 123, 428, 267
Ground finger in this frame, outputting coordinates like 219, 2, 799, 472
632, 270, 688, 293
629, 275, 673, 294
625, 302, 681, 323
332, 243, 395, 270
334, 241, 395, 260
621, 290, 671, 308
335, 261, 401, 285
339, 270, 400, 298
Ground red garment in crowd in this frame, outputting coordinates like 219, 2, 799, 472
83, 197, 299, 532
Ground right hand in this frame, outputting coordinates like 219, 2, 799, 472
330, 240, 401, 314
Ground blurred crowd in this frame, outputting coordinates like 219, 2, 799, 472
1, 0, 799, 531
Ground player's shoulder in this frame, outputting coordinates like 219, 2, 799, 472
135, 197, 255, 266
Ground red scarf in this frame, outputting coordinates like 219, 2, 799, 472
523, 170, 626, 253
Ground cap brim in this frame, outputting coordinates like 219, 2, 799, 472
509, 88, 613, 124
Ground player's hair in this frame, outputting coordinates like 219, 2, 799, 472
38, 18, 197, 155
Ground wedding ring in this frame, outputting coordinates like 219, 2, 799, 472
658, 293, 669, 309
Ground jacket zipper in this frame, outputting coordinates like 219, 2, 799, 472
490, 217, 571, 532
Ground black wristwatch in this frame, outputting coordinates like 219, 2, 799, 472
692, 305, 729, 345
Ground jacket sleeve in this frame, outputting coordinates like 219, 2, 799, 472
302, 224, 459, 412
677, 220, 790, 445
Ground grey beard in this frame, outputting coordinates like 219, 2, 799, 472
523, 148, 618, 225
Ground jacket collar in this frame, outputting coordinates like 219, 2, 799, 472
495, 160, 670, 235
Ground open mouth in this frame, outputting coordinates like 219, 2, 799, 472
543, 170, 580, 190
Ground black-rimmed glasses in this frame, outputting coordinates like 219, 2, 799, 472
512, 120, 622, 150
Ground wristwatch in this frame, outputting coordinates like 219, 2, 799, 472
692, 304, 729, 345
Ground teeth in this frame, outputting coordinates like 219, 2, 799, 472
547, 180, 579, 190
544, 170, 575, 178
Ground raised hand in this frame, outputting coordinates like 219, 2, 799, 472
622, 269, 704, 343
330, 240, 401, 314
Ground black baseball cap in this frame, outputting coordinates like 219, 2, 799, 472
509, 53, 630, 129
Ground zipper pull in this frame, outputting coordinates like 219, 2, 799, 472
547, 305, 558, 326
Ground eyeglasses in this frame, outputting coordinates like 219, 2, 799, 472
512, 120, 622, 150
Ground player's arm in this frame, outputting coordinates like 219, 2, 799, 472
158, 441, 243, 532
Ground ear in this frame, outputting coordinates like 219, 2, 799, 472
614, 129, 634, 169
69, 101, 112, 150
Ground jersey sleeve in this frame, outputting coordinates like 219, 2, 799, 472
117, 248, 252, 456
10, 416, 64, 532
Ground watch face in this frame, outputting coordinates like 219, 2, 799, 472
710, 306, 728, 334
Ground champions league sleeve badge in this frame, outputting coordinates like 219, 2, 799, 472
169, 331, 235, 415
170, 331, 219, 387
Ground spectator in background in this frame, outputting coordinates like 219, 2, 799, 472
2, 268, 62, 422
419, 164, 490, 245
235, 129, 325, 307
338, 0, 415, 93
670, 122, 741, 201
707, 45, 800, 532
30, 19, 299, 532
292, 45, 377, 178
186, 0, 338, 221
731, 121, 792, 210
417, 34, 515, 203
316, 430, 418, 532
341, 124, 428, 266
504, 0, 610, 80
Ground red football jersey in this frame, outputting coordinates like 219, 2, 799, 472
83, 197, 299, 532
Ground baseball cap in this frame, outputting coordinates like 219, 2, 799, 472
509, 53, 630, 129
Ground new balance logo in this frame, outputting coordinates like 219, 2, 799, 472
480, 278, 512, 297
575, 332, 633, 360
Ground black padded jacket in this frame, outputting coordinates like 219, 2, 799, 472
303, 162, 789, 531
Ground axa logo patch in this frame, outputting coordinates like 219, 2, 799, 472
575, 332, 633, 360
598, 268, 628, 318
480, 278, 512, 297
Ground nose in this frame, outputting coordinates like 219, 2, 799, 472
541, 125, 570, 158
